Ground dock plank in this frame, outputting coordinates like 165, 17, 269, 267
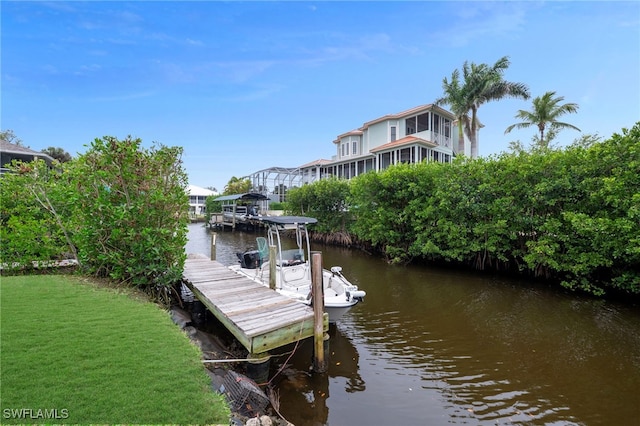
183, 258, 326, 354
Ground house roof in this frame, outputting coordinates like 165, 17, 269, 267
333, 129, 363, 142
333, 104, 457, 144
0, 139, 54, 163
361, 104, 443, 128
298, 158, 332, 168
187, 185, 217, 197
369, 136, 438, 153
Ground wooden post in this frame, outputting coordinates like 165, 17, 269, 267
232, 204, 236, 230
210, 232, 217, 260
269, 245, 277, 290
312, 252, 327, 373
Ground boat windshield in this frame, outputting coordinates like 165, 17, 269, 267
266, 218, 313, 269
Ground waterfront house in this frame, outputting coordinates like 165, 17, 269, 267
299, 104, 473, 184
187, 185, 217, 216
248, 104, 477, 191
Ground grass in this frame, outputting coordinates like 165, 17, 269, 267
0, 275, 230, 424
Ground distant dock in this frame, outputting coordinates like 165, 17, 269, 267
182, 257, 328, 357
207, 212, 263, 231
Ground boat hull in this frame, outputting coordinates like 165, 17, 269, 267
229, 264, 360, 323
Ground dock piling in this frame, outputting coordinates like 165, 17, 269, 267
246, 353, 271, 384
210, 232, 217, 260
312, 252, 327, 373
269, 245, 277, 290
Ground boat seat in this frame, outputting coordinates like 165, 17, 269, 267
256, 237, 269, 262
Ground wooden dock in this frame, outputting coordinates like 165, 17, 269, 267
182, 257, 328, 356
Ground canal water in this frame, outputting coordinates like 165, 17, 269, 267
186, 223, 640, 425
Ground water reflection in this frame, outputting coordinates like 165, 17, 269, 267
186, 224, 640, 426
270, 325, 365, 425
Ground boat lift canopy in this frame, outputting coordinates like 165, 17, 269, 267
214, 192, 269, 202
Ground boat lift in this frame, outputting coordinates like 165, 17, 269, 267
211, 192, 269, 230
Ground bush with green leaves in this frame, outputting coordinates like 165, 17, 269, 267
286, 178, 352, 237
347, 124, 640, 295
349, 162, 429, 263
268, 201, 285, 210
70, 136, 189, 294
205, 196, 222, 215
0, 159, 78, 271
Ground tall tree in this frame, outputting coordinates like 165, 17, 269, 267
42, 146, 73, 162
223, 176, 252, 195
0, 129, 25, 147
436, 56, 530, 157
435, 69, 469, 155
504, 91, 580, 148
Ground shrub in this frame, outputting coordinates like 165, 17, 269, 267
0, 159, 78, 271
70, 136, 189, 296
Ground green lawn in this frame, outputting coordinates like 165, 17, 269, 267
0, 275, 230, 424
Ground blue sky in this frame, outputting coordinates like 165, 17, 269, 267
2, 1, 639, 192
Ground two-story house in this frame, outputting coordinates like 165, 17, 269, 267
297, 104, 475, 184
187, 184, 217, 216
247, 104, 477, 193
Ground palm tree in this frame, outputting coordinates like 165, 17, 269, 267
223, 176, 252, 195
436, 68, 469, 155
436, 56, 530, 157
504, 91, 580, 147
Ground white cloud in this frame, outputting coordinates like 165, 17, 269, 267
186, 38, 205, 47
431, 3, 530, 48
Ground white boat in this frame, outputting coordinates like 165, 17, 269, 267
229, 216, 365, 323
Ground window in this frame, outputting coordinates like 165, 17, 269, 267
365, 158, 374, 172
443, 118, 451, 137
406, 112, 430, 135
352, 140, 357, 155
399, 148, 412, 163
390, 126, 397, 142
417, 113, 429, 132
406, 119, 415, 135
380, 152, 391, 169
341, 142, 349, 157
